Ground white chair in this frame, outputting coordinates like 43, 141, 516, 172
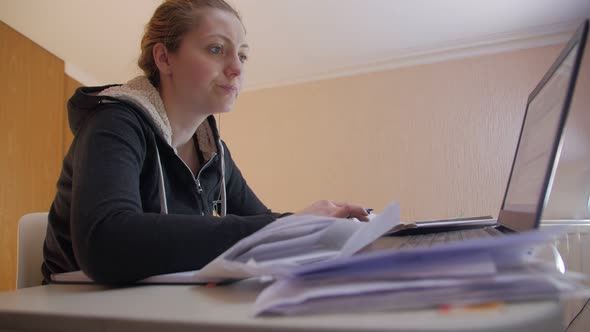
17, 213, 48, 288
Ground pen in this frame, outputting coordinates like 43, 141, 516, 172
365, 208, 373, 214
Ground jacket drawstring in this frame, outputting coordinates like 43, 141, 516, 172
155, 144, 169, 214
218, 139, 227, 217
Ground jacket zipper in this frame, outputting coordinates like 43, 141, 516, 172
177, 152, 218, 215
195, 153, 217, 194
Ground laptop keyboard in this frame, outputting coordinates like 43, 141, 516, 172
393, 227, 503, 249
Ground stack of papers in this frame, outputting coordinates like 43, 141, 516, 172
254, 226, 590, 316
196, 203, 404, 282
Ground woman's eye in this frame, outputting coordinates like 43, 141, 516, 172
209, 45, 223, 54
239, 54, 248, 63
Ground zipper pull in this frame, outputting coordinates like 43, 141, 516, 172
196, 179, 203, 194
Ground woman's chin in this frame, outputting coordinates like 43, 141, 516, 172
212, 104, 234, 115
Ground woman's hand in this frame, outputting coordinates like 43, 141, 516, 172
295, 200, 370, 221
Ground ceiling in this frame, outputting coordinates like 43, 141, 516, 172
1, 0, 589, 90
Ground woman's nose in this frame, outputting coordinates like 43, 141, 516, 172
224, 54, 242, 78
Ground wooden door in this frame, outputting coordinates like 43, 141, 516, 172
0, 21, 64, 290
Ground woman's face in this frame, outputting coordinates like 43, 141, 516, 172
166, 8, 248, 114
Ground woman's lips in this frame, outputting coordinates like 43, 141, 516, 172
218, 84, 238, 94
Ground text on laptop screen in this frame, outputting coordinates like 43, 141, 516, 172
502, 42, 580, 218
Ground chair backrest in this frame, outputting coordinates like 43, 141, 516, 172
17, 213, 48, 288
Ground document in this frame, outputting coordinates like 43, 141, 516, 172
51, 269, 205, 284
196, 202, 401, 282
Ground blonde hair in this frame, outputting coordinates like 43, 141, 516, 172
138, 0, 242, 87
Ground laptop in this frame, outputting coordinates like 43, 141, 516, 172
390, 19, 588, 246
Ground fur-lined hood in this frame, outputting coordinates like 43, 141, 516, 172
67, 76, 218, 159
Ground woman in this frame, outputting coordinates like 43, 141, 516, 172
42, 0, 369, 284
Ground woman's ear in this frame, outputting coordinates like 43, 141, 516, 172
153, 42, 173, 76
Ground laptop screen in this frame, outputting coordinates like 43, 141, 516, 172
499, 30, 585, 232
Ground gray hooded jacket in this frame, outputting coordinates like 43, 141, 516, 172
43, 76, 288, 284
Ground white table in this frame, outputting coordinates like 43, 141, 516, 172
0, 281, 564, 332
0, 224, 588, 332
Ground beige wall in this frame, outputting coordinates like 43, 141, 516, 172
222, 44, 589, 221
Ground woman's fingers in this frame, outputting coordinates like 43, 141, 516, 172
295, 200, 370, 221
329, 206, 350, 219
346, 205, 370, 221
330, 204, 370, 221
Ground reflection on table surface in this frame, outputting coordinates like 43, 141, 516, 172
542, 222, 590, 331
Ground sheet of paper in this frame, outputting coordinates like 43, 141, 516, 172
295, 251, 497, 282
224, 216, 339, 261
51, 269, 206, 284
339, 202, 401, 257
